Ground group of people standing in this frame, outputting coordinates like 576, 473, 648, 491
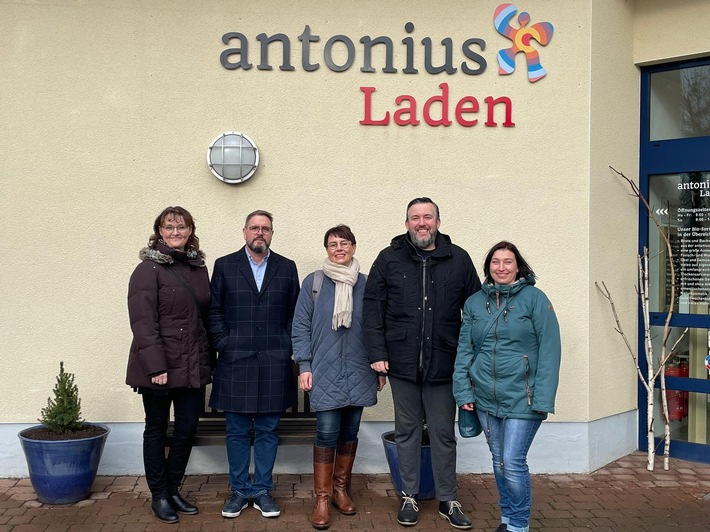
126, 198, 561, 532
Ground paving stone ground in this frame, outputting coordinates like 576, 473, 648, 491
2, 452, 710, 531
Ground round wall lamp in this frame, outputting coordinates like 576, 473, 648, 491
207, 132, 260, 184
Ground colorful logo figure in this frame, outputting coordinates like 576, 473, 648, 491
494, 3, 554, 83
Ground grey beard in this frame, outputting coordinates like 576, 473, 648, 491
410, 231, 436, 250
248, 240, 269, 253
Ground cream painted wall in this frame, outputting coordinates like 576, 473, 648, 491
2, 0, 693, 433
634, 0, 710, 65
587, 1, 640, 420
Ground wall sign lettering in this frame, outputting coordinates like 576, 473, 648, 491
219, 4, 553, 127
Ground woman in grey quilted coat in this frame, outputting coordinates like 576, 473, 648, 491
292, 224, 385, 530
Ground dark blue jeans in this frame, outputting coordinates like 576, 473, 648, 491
478, 412, 542, 532
141, 387, 202, 499
315, 406, 364, 447
225, 412, 281, 497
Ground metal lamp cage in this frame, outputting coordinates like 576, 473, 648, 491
207, 132, 260, 184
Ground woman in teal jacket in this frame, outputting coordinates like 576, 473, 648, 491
453, 241, 561, 532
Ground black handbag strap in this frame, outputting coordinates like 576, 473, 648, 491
472, 304, 506, 361
472, 290, 523, 361
163, 265, 207, 322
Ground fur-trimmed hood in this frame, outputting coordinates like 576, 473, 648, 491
139, 244, 207, 267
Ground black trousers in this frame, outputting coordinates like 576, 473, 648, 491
141, 387, 202, 498
388, 376, 457, 500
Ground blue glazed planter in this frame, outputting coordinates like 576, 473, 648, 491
382, 430, 436, 500
18, 424, 110, 505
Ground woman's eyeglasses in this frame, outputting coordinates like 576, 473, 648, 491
161, 225, 189, 233
327, 241, 352, 250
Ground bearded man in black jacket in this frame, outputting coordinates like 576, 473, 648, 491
363, 197, 481, 530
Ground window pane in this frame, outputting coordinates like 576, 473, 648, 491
651, 326, 710, 444
648, 172, 710, 312
650, 65, 710, 141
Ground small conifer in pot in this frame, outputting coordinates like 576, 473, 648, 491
21, 362, 106, 441
18, 361, 110, 504
39, 361, 84, 434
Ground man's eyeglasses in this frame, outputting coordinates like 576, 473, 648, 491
327, 241, 352, 250
246, 225, 273, 235
162, 225, 189, 233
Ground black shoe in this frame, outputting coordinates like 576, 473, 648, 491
151, 497, 179, 524
494, 524, 508, 532
438, 500, 473, 530
169, 493, 199, 515
397, 493, 419, 526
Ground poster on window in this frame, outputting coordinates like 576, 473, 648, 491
651, 172, 710, 312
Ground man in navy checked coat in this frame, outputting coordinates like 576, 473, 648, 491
209, 210, 300, 519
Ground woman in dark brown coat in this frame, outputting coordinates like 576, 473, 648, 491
126, 206, 211, 525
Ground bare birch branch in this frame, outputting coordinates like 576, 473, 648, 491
640, 248, 655, 471
598, 167, 686, 471
594, 281, 650, 393
610, 166, 676, 341
653, 328, 689, 381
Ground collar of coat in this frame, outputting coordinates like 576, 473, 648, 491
390, 231, 453, 259
139, 244, 207, 267
482, 274, 536, 299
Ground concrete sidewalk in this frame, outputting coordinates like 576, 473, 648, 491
2, 452, 710, 531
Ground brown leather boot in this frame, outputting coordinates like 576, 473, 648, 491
332, 439, 357, 515
312, 446, 335, 530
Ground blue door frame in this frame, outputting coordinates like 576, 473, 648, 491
639, 56, 710, 463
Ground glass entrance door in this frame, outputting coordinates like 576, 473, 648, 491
641, 58, 710, 462
648, 173, 710, 451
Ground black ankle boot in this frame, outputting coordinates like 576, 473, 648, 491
169, 493, 199, 515
151, 497, 179, 524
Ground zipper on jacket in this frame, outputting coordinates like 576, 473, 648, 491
523, 354, 532, 406
418, 257, 428, 374
493, 319, 499, 417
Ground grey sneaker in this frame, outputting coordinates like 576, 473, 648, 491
221, 493, 249, 518
438, 500, 473, 529
253, 492, 281, 517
